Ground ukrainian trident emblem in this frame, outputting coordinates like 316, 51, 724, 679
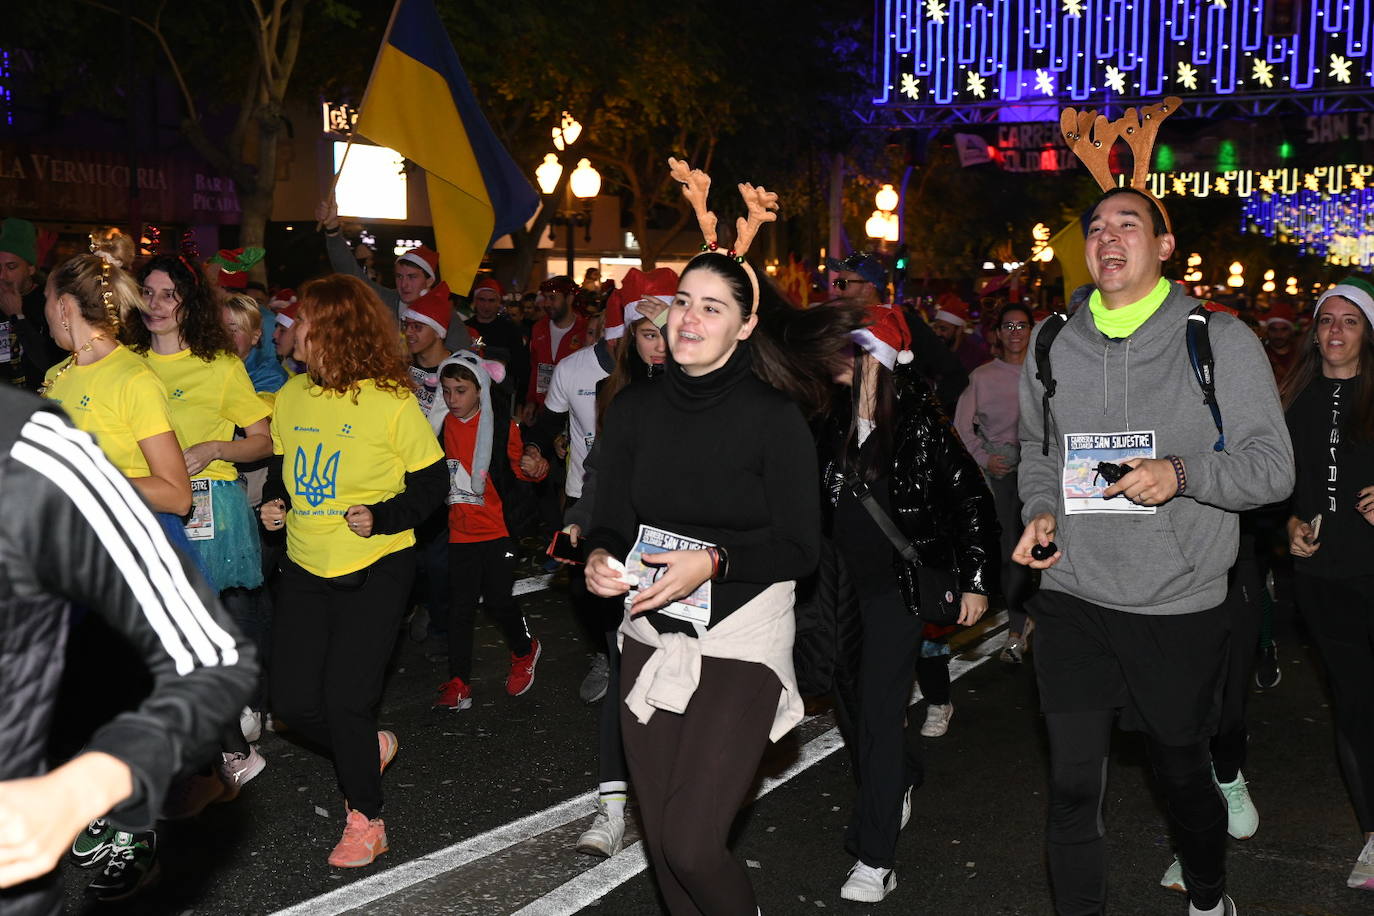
294, 444, 340, 507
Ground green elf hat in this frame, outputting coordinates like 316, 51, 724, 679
0, 217, 38, 265
208, 247, 266, 288
1315, 275, 1374, 329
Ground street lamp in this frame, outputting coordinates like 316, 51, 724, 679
536, 114, 601, 277
535, 154, 563, 195
875, 183, 899, 213
1226, 261, 1245, 288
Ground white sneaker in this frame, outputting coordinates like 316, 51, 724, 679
899, 785, 912, 831
840, 861, 896, 903
1348, 834, 1374, 889
575, 806, 625, 858
1215, 770, 1259, 840
239, 707, 262, 744
1160, 854, 1186, 892
921, 703, 953, 738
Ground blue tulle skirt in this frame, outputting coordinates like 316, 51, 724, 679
181, 479, 263, 591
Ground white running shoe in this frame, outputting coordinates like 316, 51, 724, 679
1348, 834, 1374, 890
1216, 770, 1259, 840
840, 861, 896, 903
239, 707, 262, 744
1160, 854, 1186, 892
920, 703, 953, 738
575, 804, 625, 858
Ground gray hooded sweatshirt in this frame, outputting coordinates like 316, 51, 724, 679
1018, 282, 1294, 615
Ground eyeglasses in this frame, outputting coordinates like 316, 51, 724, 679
832, 277, 872, 290
999, 322, 1031, 332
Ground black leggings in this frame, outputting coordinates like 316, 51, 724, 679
620, 636, 781, 916
1296, 572, 1374, 831
270, 549, 414, 820
447, 537, 531, 681
598, 630, 627, 784
1045, 711, 1226, 915
1213, 541, 1262, 782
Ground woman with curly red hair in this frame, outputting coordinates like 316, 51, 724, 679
258, 274, 446, 868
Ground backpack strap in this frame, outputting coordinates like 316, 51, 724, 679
1186, 305, 1225, 452
1033, 312, 1071, 456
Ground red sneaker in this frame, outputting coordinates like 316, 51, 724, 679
433, 676, 473, 711
378, 730, 398, 774
327, 809, 388, 868
506, 638, 542, 696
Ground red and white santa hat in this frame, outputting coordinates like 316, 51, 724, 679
604, 267, 678, 339
268, 288, 297, 312
1263, 300, 1296, 327
933, 293, 970, 327
275, 301, 300, 329
851, 305, 914, 370
471, 276, 503, 297
401, 281, 453, 336
397, 245, 440, 281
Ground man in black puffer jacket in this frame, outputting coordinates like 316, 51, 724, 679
0, 388, 255, 916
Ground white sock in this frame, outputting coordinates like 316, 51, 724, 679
1189, 899, 1225, 916
599, 781, 627, 819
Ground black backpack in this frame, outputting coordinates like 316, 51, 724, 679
1032, 305, 1225, 456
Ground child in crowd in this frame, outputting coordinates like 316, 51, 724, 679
428, 352, 549, 710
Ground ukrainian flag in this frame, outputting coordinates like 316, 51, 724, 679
354, 0, 538, 294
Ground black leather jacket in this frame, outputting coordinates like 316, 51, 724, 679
818, 367, 999, 611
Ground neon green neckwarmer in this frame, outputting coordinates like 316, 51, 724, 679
1088, 277, 1171, 339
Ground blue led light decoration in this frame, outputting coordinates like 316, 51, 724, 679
873, 0, 1374, 111
1243, 188, 1374, 268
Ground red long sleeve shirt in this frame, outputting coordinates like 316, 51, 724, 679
443, 411, 545, 543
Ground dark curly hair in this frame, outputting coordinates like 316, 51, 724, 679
126, 255, 234, 361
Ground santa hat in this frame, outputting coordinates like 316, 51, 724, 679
209, 247, 266, 289
933, 293, 970, 327
275, 301, 300, 329
268, 288, 297, 312
1262, 301, 1296, 327
402, 282, 453, 336
851, 305, 915, 370
471, 276, 503, 297
426, 350, 508, 497
397, 245, 439, 281
605, 268, 677, 339
1315, 276, 1374, 330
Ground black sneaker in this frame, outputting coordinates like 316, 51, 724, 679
86, 830, 159, 902
70, 818, 117, 869
1255, 641, 1281, 688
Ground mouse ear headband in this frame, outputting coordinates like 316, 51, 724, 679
668, 157, 779, 309
1060, 96, 1180, 234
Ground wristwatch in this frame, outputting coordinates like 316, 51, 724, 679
712, 545, 730, 582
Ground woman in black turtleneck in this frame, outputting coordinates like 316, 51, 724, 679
1281, 279, 1374, 892
584, 252, 860, 914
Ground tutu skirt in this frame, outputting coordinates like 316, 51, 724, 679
183, 479, 263, 591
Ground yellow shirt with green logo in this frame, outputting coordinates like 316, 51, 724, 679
141, 348, 272, 482
272, 374, 443, 578
43, 345, 175, 478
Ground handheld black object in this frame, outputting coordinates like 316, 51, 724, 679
1031, 541, 1058, 561
547, 531, 586, 564
1094, 461, 1130, 485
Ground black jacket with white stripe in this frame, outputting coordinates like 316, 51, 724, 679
0, 388, 256, 916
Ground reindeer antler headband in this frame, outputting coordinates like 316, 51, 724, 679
668, 157, 779, 308
1060, 96, 1180, 233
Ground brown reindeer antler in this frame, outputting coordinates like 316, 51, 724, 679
1059, 107, 1122, 192
1119, 97, 1180, 188
733, 183, 779, 258
1061, 95, 1180, 233
668, 157, 718, 248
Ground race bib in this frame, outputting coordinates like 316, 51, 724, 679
184, 479, 216, 539
536, 362, 554, 395
0, 322, 14, 364
1062, 430, 1156, 515
446, 458, 483, 506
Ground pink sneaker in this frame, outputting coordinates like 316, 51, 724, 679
378, 730, 398, 774
218, 747, 267, 802
327, 809, 388, 868
506, 638, 542, 696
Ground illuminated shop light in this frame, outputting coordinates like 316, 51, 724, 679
334, 143, 407, 221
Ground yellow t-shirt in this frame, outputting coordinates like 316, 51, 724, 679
43, 345, 175, 478
141, 348, 273, 482
272, 374, 443, 577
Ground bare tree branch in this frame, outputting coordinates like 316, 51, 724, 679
79, 0, 199, 123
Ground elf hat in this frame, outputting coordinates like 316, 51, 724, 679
268, 288, 297, 312
209, 247, 266, 289
851, 305, 915, 370
471, 276, 503, 297
1263, 300, 1296, 327
397, 245, 439, 280
1315, 276, 1374, 329
402, 282, 453, 336
275, 301, 300, 329
0, 217, 37, 265
933, 293, 970, 328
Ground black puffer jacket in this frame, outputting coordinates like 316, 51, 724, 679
818, 367, 999, 611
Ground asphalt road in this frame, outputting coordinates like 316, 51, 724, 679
53, 567, 1371, 916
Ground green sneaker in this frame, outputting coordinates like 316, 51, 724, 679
1216, 770, 1259, 839
1160, 855, 1186, 893
70, 818, 117, 869
86, 830, 159, 902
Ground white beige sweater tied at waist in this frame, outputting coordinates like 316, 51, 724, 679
619, 580, 803, 742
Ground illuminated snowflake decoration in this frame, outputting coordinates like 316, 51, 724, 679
1330, 53, 1353, 84
900, 73, 921, 100
1251, 58, 1275, 88
1305, 173, 1320, 191
1258, 175, 1276, 194
925, 0, 948, 25
1062, 0, 1084, 17
1211, 0, 1227, 8
1172, 176, 1188, 196
1214, 178, 1230, 195
1035, 68, 1055, 97
1104, 65, 1126, 94
1355, 173, 1368, 190
1176, 62, 1198, 90
966, 70, 988, 99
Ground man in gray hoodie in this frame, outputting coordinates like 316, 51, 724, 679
1013, 186, 1294, 916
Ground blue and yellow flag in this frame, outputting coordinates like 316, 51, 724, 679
355, 0, 538, 294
